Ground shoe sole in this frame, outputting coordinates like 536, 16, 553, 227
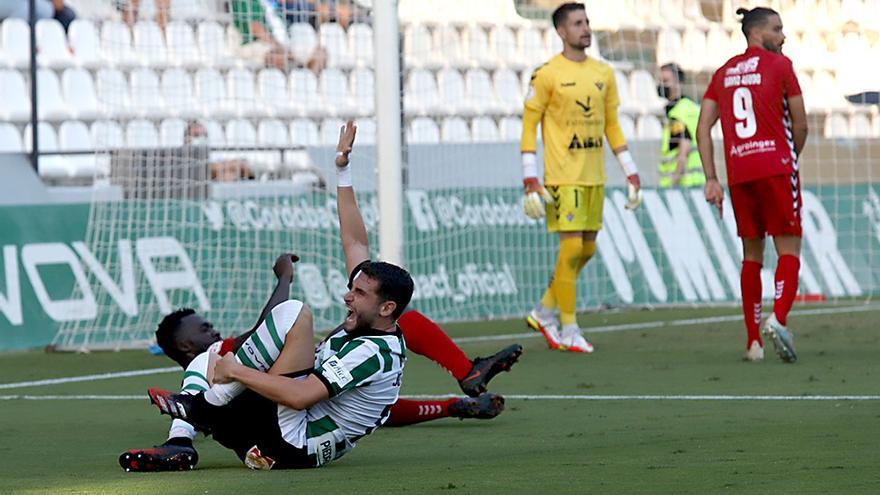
763, 328, 797, 363
526, 315, 560, 350
119, 450, 197, 472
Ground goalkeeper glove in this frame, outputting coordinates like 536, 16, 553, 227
624, 173, 642, 211
523, 177, 553, 219
119, 437, 199, 472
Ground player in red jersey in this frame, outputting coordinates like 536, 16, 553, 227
696, 7, 808, 363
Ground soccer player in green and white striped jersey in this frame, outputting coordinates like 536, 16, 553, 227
143, 121, 416, 470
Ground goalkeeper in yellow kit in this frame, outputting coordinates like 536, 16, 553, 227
522, 2, 642, 353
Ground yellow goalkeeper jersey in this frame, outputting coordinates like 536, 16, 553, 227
521, 54, 627, 186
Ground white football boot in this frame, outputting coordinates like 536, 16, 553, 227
559, 325, 594, 354
526, 308, 562, 350
743, 340, 764, 362
762, 313, 797, 363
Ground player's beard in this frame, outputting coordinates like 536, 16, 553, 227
344, 307, 376, 333
762, 39, 783, 53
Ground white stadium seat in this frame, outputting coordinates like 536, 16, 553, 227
161, 68, 199, 118
126, 119, 159, 148
288, 23, 319, 67
225, 119, 270, 173
679, 28, 708, 72
58, 120, 98, 177
0, 69, 31, 122
90, 120, 125, 150
404, 69, 442, 116
320, 23, 354, 69
489, 25, 520, 70
436, 25, 468, 69
465, 68, 503, 115
849, 113, 874, 138
37, 19, 74, 69
823, 113, 850, 138
656, 28, 683, 66
319, 68, 355, 116
498, 116, 522, 141
258, 119, 289, 147
404, 23, 442, 70
350, 68, 375, 116
129, 68, 164, 118
197, 22, 234, 69
289, 69, 323, 117
24, 122, 70, 178
441, 116, 471, 143
319, 118, 345, 145
166, 22, 201, 69
636, 115, 663, 140
202, 119, 225, 147
706, 25, 735, 63
195, 68, 233, 118
257, 68, 295, 118
471, 117, 499, 142
356, 118, 377, 145
160, 118, 187, 147
614, 70, 639, 116
348, 23, 374, 68
289, 118, 320, 146
438, 68, 470, 116
133, 21, 168, 68
100, 21, 136, 68
618, 114, 636, 141
517, 25, 545, 69
462, 25, 495, 70
408, 117, 440, 144
2, 18, 30, 68
493, 68, 523, 115
62, 68, 101, 120
629, 69, 665, 114
227, 68, 261, 118
37, 69, 71, 121
170, 0, 211, 20
68, 19, 102, 69
810, 71, 848, 112
0, 123, 23, 152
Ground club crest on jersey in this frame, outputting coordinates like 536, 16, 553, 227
594, 81, 604, 91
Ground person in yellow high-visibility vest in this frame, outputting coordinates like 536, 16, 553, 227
657, 63, 705, 188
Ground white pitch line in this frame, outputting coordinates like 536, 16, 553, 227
453, 303, 880, 343
1, 303, 877, 391
0, 367, 179, 390
2, 394, 879, 401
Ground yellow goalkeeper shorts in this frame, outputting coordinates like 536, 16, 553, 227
545, 185, 604, 233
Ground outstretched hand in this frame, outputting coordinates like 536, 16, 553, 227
335, 120, 357, 168
273, 253, 299, 280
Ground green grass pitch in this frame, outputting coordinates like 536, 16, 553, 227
1, 304, 879, 494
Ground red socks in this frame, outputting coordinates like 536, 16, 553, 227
774, 255, 800, 326
398, 310, 473, 381
741, 261, 763, 348
385, 398, 457, 426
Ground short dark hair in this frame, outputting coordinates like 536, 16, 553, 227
660, 63, 685, 84
156, 308, 196, 361
736, 7, 779, 38
552, 2, 585, 29
358, 261, 414, 319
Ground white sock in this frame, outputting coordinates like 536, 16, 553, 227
535, 304, 555, 321
203, 381, 246, 406
561, 324, 580, 336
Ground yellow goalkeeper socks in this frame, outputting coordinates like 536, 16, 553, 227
576, 240, 597, 272
551, 236, 583, 326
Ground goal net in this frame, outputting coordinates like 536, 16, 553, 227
53, 0, 878, 351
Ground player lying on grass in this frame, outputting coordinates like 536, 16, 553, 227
122, 122, 521, 471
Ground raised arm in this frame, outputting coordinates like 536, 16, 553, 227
335, 121, 370, 275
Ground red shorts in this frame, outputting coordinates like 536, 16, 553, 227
729, 173, 802, 238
